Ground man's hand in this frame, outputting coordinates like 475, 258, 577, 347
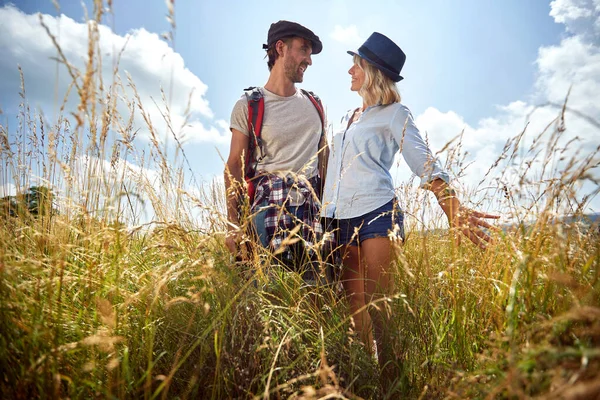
224, 128, 250, 260
225, 229, 249, 261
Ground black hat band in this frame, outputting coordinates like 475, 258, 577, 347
358, 45, 399, 75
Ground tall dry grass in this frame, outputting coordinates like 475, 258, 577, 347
1, 1, 599, 399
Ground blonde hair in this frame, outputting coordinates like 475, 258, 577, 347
354, 55, 401, 107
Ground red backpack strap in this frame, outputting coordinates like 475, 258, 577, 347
300, 89, 325, 135
301, 89, 326, 184
243, 87, 265, 202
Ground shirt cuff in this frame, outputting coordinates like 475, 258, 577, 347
418, 167, 451, 189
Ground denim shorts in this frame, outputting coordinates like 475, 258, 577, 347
336, 198, 405, 246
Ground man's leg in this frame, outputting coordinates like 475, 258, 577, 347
252, 208, 270, 248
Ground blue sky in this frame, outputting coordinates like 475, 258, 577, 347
1, 0, 599, 217
8, 0, 563, 125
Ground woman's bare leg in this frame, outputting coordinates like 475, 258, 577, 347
341, 244, 374, 354
361, 237, 394, 368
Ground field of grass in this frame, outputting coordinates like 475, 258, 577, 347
1, 2, 599, 399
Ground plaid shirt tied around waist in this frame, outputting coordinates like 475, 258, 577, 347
252, 174, 324, 254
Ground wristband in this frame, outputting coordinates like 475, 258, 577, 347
437, 186, 456, 202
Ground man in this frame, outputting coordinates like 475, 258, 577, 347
224, 20, 329, 277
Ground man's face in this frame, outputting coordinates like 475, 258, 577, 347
282, 37, 313, 83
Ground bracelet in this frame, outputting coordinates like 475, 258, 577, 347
437, 187, 456, 202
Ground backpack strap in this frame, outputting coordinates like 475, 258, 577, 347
243, 87, 265, 202
300, 89, 325, 137
300, 89, 326, 183
243, 87, 326, 202
244, 86, 265, 178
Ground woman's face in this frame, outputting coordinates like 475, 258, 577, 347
348, 59, 365, 92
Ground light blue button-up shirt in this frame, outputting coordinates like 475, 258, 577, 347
321, 102, 450, 219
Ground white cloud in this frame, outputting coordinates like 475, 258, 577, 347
407, 2, 600, 214
66, 154, 172, 223
0, 183, 16, 197
0, 5, 225, 145
415, 107, 475, 149
330, 25, 364, 47
535, 36, 600, 117
550, 0, 594, 24
0, 5, 233, 227
180, 119, 231, 145
67, 154, 224, 227
550, 0, 600, 40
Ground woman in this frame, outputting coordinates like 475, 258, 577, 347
321, 32, 498, 374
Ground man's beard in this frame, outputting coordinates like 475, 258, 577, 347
284, 57, 306, 83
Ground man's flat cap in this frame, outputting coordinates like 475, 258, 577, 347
263, 20, 322, 54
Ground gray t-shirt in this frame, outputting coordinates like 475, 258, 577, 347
230, 87, 322, 179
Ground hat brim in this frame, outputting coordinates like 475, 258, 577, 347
268, 36, 322, 54
306, 38, 322, 54
348, 50, 403, 82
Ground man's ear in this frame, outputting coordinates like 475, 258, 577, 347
276, 39, 287, 57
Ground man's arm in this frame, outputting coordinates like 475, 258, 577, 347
224, 129, 249, 253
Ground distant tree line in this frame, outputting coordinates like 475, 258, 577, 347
0, 186, 56, 218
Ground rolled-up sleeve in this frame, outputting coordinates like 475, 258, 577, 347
390, 105, 450, 187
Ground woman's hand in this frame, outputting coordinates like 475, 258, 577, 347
449, 206, 500, 249
429, 179, 500, 249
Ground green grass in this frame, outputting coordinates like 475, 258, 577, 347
1, 205, 598, 399
1, 1, 599, 398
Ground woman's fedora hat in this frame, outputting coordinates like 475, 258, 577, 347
348, 32, 406, 82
